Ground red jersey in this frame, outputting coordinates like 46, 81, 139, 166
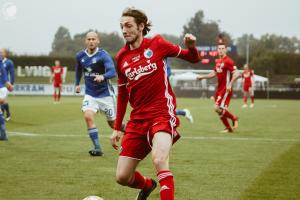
51, 66, 64, 83
242, 69, 254, 86
114, 35, 200, 130
214, 56, 237, 92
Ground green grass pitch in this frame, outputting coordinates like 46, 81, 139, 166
0, 96, 300, 200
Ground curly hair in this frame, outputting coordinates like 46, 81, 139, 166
122, 7, 152, 36
216, 33, 228, 47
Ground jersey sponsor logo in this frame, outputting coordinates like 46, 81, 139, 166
84, 72, 100, 77
244, 72, 250, 77
53, 68, 61, 73
144, 49, 153, 58
86, 67, 92, 72
216, 66, 223, 73
125, 61, 157, 81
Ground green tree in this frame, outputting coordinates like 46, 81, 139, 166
50, 26, 73, 56
182, 10, 231, 46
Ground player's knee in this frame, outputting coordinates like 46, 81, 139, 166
84, 114, 94, 123
214, 106, 221, 113
152, 154, 168, 169
115, 173, 131, 186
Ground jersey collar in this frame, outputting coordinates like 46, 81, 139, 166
84, 47, 99, 57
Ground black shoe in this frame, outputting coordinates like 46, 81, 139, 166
0, 137, 8, 141
88, 149, 104, 156
136, 179, 157, 200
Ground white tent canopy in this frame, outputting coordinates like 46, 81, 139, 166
171, 70, 268, 90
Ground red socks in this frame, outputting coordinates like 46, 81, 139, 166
244, 95, 247, 104
157, 170, 174, 200
129, 170, 175, 200
220, 116, 232, 130
129, 171, 152, 191
223, 110, 237, 121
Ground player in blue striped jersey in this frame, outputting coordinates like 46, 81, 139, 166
75, 31, 119, 156
0, 49, 15, 121
0, 52, 14, 140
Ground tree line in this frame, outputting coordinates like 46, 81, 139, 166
14, 10, 300, 76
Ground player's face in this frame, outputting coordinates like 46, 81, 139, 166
0, 49, 7, 58
244, 64, 249, 70
120, 16, 143, 44
55, 61, 60, 66
217, 45, 227, 58
85, 33, 99, 51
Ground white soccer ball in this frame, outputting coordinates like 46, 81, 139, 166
82, 196, 104, 200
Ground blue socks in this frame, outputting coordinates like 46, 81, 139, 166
0, 113, 7, 140
1, 103, 10, 118
176, 109, 186, 116
88, 128, 101, 151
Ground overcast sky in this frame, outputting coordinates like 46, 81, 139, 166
1, 0, 299, 55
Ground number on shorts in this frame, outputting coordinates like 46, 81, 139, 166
104, 108, 113, 117
83, 100, 89, 107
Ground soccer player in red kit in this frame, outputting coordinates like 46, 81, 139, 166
197, 34, 239, 133
110, 8, 200, 200
242, 64, 255, 108
50, 60, 64, 103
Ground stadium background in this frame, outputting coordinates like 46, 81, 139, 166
1, 4, 300, 200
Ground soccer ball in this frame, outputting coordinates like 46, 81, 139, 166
82, 196, 104, 200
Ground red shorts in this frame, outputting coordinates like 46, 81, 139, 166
119, 116, 180, 160
53, 82, 62, 88
243, 84, 252, 92
215, 89, 232, 109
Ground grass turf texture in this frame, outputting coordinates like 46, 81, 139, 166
0, 96, 299, 200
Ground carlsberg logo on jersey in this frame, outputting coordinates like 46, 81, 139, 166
125, 61, 157, 80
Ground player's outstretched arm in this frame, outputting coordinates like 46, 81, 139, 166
177, 34, 200, 63
197, 72, 216, 80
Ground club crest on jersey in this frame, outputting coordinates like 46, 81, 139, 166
144, 49, 153, 59
92, 58, 97, 64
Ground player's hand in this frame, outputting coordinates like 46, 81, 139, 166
5, 82, 13, 92
197, 75, 204, 80
75, 85, 81, 93
110, 130, 121, 150
226, 84, 232, 93
184, 33, 197, 49
94, 75, 105, 83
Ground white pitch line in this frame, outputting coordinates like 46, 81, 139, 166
8, 131, 300, 143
